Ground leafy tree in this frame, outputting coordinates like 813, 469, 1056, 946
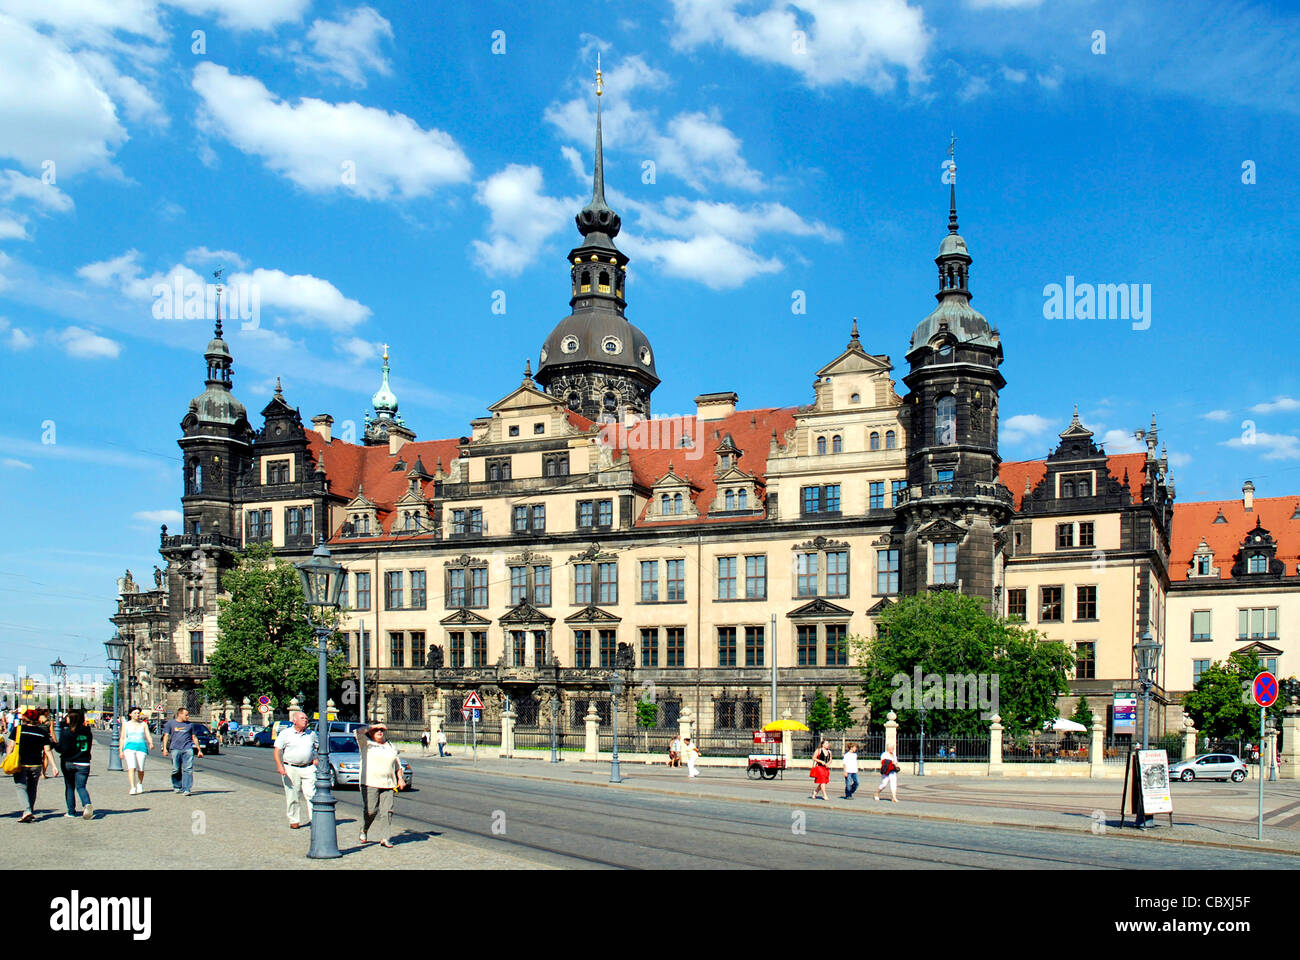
204, 543, 350, 714
1182, 651, 1286, 741
851, 591, 1074, 738
829, 685, 855, 750
1070, 696, 1094, 730
806, 689, 833, 737
635, 698, 659, 752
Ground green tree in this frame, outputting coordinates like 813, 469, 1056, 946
830, 685, 855, 750
851, 591, 1074, 738
1069, 696, 1094, 730
806, 689, 833, 737
204, 543, 350, 714
1182, 651, 1285, 741
635, 698, 659, 752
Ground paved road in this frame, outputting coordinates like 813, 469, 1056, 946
200, 744, 1298, 869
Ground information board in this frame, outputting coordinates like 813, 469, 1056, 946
1112, 692, 1137, 735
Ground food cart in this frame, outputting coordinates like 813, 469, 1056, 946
747, 730, 786, 780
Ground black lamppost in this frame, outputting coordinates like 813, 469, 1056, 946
550, 693, 561, 763
104, 634, 127, 772
295, 537, 346, 860
50, 658, 67, 719
1134, 632, 1162, 751
609, 673, 624, 784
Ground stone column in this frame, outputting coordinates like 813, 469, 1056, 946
259, 706, 271, 730
241, 697, 252, 727
884, 710, 898, 756
584, 703, 600, 759
1281, 698, 1299, 780
223, 699, 233, 723
679, 706, 695, 742
1181, 715, 1197, 761
781, 708, 794, 767
288, 696, 301, 718
500, 704, 516, 758
431, 700, 446, 738
1089, 715, 1106, 779
326, 698, 337, 722
989, 714, 1004, 776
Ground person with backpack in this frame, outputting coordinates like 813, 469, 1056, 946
874, 746, 899, 802
6, 709, 57, 822
54, 711, 95, 819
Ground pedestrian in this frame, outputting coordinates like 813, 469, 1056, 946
668, 734, 682, 767
841, 742, 859, 799
874, 745, 899, 802
420, 730, 430, 755
809, 738, 832, 800
218, 717, 229, 746
161, 707, 204, 796
683, 736, 699, 778
355, 723, 405, 848
120, 706, 154, 794
54, 710, 94, 820
436, 728, 448, 757
273, 711, 318, 829
7, 709, 57, 822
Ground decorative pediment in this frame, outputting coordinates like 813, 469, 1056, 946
871, 532, 901, 546
793, 535, 849, 551
487, 381, 559, 413
866, 598, 894, 616
1230, 519, 1285, 578
564, 604, 622, 624
507, 548, 541, 565
568, 543, 616, 563
787, 598, 853, 619
440, 608, 491, 626
918, 518, 968, 543
444, 554, 487, 568
1235, 640, 1283, 657
499, 600, 555, 625
346, 486, 377, 510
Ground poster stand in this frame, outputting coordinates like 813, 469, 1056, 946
1119, 748, 1174, 829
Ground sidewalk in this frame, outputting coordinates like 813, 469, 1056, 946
416, 751, 1300, 856
2, 752, 547, 870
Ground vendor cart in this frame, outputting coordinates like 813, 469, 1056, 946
747, 730, 787, 780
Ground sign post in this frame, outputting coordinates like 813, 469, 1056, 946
1253, 671, 1279, 841
463, 692, 484, 764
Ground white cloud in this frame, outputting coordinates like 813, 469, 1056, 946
669, 0, 930, 92
958, 75, 990, 101
0, 170, 74, 213
0, 435, 163, 471
133, 508, 182, 524
1223, 432, 1300, 461
185, 246, 248, 269
0, 216, 26, 240
1250, 396, 1300, 414
0, 317, 36, 349
300, 6, 393, 86
1000, 66, 1027, 83
628, 233, 782, 289
1, 458, 33, 470
1201, 409, 1232, 422
1100, 429, 1147, 454
1167, 451, 1192, 469
54, 325, 121, 358
0, 0, 166, 44
192, 63, 473, 201
470, 164, 572, 276
627, 196, 840, 244
337, 336, 380, 365
232, 266, 371, 331
1001, 413, 1054, 444
967, 0, 1041, 7
1036, 67, 1063, 91
164, 0, 309, 32
75, 49, 168, 128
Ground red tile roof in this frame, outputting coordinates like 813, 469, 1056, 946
998, 452, 1148, 509
1170, 495, 1300, 582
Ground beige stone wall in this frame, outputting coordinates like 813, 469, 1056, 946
1166, 584, 1298, 692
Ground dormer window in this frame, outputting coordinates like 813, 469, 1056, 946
1248, 555, 1267, 573
725, 489, 735, 510
738, 489, 747, 509
1196, 556, 1212, 576
850, 393, 860, 404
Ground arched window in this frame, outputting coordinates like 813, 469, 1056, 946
738, 489, 748, 509
869, 432, 880, 451
580, 271, 591, 293
817, 436, 827, 455
598, 270, 611, 293
673, 493, 683, 514
567, 392, 581, 411
1078, 479, 1091, 497
1249, 554, 1267, 573
1062, 480, 1074, 499
935, 395, 957, 444
832, 435, 842, 453
191, 461, 203, 493
725, 489, 735, 510
604, 393, 617, 413
885, 430, 896, 449
489, 463, 500, 481
661, 493, 670, 514
361, 515, 370, 535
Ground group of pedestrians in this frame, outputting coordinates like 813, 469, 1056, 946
809, 739, 900, 802
667, 735, 700, 777
4, 708, 98, 821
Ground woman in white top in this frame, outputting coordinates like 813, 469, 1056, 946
119, 706, 154, 795
355, 723, 405, 848
874, 747, 899, 802
841, 743, 860, 799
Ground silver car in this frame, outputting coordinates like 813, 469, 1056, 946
325, 737, 413, 790
1169, 753, 1248, 782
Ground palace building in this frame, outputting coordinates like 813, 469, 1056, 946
110, 76, 1299, 739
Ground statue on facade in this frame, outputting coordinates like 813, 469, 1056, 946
153, 565, 165, 589
616, 642, 635, 672
123, 569, 137, 593
428, 645, 444, 670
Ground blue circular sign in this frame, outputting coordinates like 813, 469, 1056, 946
1253, 672, 1279, 708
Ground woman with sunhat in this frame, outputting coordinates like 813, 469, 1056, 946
355, 722, 405, 848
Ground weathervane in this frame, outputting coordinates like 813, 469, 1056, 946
596, 52, 603, 97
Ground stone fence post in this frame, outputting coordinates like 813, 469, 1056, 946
431, 700, 446, 740
258, 706, 271, 730
678, 706, 695, 742
989, 714, 1004, 770
1281, 697, 1299, 780
1181, 715, 1197, 761
288, 696, 301, 718
781, 708, 794, 767
500, 704, 516, 758
884, 711, 898, 756
584, 704, 600, 759
240, 696, 252, 727
1090, 715, 1106, 779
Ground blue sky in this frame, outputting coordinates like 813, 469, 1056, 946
0, 0, 1297, 678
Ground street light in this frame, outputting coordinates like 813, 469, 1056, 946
295, 536, 346, 860
104, 633, 127, 772
550, 693, 561, 763
1134, 632, 1162, 751
50, 658, 67, 719
609, 672, 624, 784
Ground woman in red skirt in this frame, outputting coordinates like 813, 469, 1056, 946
809, 739, 833, 800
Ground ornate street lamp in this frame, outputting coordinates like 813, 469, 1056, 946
1134, 632, 1162, 751
50, 658, 67, 719
609, 672, 624, 783
295, 536, 346, 860
550, 693, 561, 764
104, 634, 127, 772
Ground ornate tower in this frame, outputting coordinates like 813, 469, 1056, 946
535, 57, 659, 423
363, 344, 416, 447
898, 150, 1012, 603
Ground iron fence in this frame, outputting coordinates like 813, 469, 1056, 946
895, 736, 989, 763
1003, 734, 1091, 763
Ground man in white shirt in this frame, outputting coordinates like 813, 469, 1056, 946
274, 711, 318, 828
841, 743, 860, 798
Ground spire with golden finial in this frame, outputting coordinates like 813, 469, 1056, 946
575, 53, 619, 243
946, 132, 958, 234
213, 267, 225, 338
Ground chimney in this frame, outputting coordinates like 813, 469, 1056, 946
695, 392, 738, 422
311, 414, 333, 443
1243, 480, 1254, 512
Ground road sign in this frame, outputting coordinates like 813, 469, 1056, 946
258, 695, 271, 707
1112, 692, 1137, 734
463, 691, 484, 711
1253, 672, 1279, 708
472, 709, 481, 723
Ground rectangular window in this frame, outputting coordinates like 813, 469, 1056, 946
470, 567, 488, 608
666, 628, 685, 667
384, 571, 404, 610
513, 505, 528, 533
877, 549, 899, 595
745, 555, 767, 599
640, 561, 659, 602
510, 566, 527, 605
389, 631, 405, 668
574, 630, 591, 668
826, 551, 848, 597
597, 562, 618, 604
640, 627, 659, 667
936, 469, 954, 484
1056, 523, 1075, 549
446, 569, 466, 608
825, 624, 847, 666
599, 629, 617, 668
286, 507, 300, 537
796, 552, 819, 597
449, 632, 464, 668
267, 459, 290, 484
1078, 521, 1095, 547
1075, 642, 1096, 680
190, 631, 204, 664
717, 556, 737, 599
1238, 607, 1278, 638
715, 699, 736, 730
1191, 610, 1211, 641
533, 630, 548, 668
511, 630, 527, 667
797, 625, 818, 666
824, 484, 841, 513
717, 627, 737, 667
801, 486, 820, 514
597, 500, 613, 527
410, 570, 426, 609
666, 559, 686, 602
1192, 659, 1210, 685
532, 505, 546, 533
452, 508, 483, 535
533, 565, 551, 606
247, 510, 261, 541
471, 631, 487, 668
339, 573, 349, 610
869, 481, 885, 510
745, 625, 764, 667
577, 501, 594, 528
1076, 585, 1097, 621
1007, 588, 1026, 621
410, 632, 425, 668
358, 630, 370, 668
575, 564, 593, 604
892, 480, 907, 507
933, 543, 957, 585
1040, 586, 1063, 622
354, 572, 371, 611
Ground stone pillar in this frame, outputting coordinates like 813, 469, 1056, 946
288, 696, 301, 718
326, 698, 337, 722
781, 708, 794, 766
500, 704, 516, 758
241, 697, 252, 727
259, 706, 271, 729
678, 706, 695, 742
584, 704, 600, 759
1181, 715, 1197, 761
1281, 697, 1299, 780
1089, 715, 1106, 779
223, 699, 233, 723
431, 700, 446, 737
988, 714, 1004, 776
884, 710, 898, 756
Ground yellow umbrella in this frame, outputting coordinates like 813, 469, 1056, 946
762, 718, 810, 732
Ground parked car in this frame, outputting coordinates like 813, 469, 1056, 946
233, 725, 266, 746
249, 727, 275, 748
324, 736, 413, 790
190, 723, 220, 755
1169, 753, 1247, 782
